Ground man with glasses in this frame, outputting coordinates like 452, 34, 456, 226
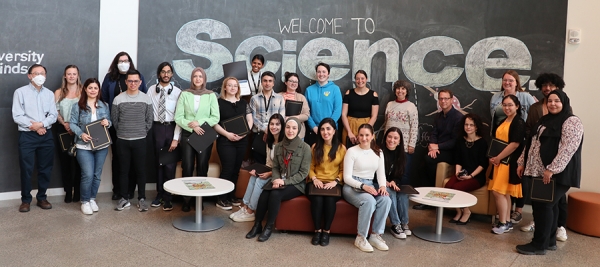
111, 69, 153, 212
12, 64, 58, 212
414, 89, 463, 210
147, 62, 182, 211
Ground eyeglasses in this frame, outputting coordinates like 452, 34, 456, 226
126, 80, 141, 84
31, 72, 46, 76
502, 104, 515, 107
439, 97, 452, 101
287, 80, 298, 84
160, 70, 173, 75
118, 60, 130, 64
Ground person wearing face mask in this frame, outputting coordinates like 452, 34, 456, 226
100, 52, 148, 201
147, 62, 182, 211
12, 64, 58, 212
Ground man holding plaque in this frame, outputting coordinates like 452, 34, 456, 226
12, 64, 58, 212
111, 69, 154, 212
415, 89, 463, 210
147, 62, 182, 211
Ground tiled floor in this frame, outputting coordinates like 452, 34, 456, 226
1, 193, 598, 266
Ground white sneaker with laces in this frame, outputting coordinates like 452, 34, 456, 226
520, 221, 535, 232
81, 202, 93, 215
230, 206, 246, 219
233, 210, 255, 222
556, 226, 568, 241
90, 199, 99, 212
354, 236, 373, 252
368, 234, 389, 251
402, 224, 412, 236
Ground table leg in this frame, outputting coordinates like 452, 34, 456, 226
172, 197, 225, 232
412, 206, 465, 243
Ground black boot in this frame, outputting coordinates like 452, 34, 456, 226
311, 231, 322, 245
64, 191, 72, 203
72, 187, 80, 202
246, 223, 262, 239
258, 223, 274, 242
320, 232, 330, 246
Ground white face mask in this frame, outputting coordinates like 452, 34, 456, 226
32, 75, 46, 86
117, 62, 130, 73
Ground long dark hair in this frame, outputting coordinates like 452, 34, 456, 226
108, 52, 136, 81
266, 113, 285, 149
78, 78, 103, 111
381, 127, 405, 178
502, 94, 522, 118
313, 118, 342, 164
357, 123, 380, 156
460, 113, 484, 138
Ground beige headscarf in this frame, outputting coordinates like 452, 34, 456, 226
186, 67, 213, 96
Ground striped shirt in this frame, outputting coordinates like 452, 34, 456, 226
249, 90, 285, 132
111, 91, 153, 140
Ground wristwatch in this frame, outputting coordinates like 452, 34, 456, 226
334, 178, 341, 184
360, 183, 364, 190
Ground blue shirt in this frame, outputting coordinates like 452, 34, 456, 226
12, 83, 58, 131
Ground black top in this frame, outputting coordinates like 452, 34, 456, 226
455, 137, 489, 187
430, 107, 463, 150
343, 89, 379, 118
218, 98, 250, 139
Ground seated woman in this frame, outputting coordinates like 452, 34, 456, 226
230, 114, 284, 222
343, 124, 391, 253
245, 118, 311, 242
381, 127, 410, 239
307, 118, 346, 246
445, 113, 489, 225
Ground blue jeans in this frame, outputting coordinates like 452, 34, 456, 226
343, 177, 391, 237
387, 188, 410, 225
401, 153, 413, 185
76, 148, 109, 202
242, 175, 269, 211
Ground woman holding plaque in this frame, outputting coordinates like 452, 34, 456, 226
515, 90, 583, 255
341, 70, 379, 147
307, 118, 346, 246
279, 72, 309, 139
246, 118, 311, 242
69, 78, 111, 215
175, 67, 220, 212
54, 65, 82, 203
214, 77, 253, 210
488, 95, 526, 234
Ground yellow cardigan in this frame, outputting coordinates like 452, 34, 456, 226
309, 144, 346, 183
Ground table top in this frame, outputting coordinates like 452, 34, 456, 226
409, 187, 477, 208
163, 177, 234, 197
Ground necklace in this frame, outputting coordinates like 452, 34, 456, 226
465, 140, 474, 148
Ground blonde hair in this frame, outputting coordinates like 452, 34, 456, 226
220, 77, 241, 100
58, 65, 82, 102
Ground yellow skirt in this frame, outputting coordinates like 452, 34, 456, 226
488, 163, 522, 198
342, 116, 371, 146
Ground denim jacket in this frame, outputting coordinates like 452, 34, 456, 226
69, 100, 112, 146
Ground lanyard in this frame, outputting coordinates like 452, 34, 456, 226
250, 71, 261, 94
262, 93, 272, 114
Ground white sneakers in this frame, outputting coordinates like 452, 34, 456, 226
90, 200, 99, 212
355, 234, 389, 252
556, 226, 568, 241
354, 236, 373, 252
81, 202, 93, 215
229, 207, 256, 222
521, 221, 535, 232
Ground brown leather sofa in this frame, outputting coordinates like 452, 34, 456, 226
274, 196, 360, 234
436, 162, 496, 217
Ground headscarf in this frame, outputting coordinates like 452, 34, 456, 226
537, 90, 573, 138
185, 67, 213, 96
280, 118, 303, 153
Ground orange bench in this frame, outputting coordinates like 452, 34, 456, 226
567, 191, 600, 237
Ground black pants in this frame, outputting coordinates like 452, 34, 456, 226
53, 124, 81, 196
255, 186, 303, 225
117, 138, 147, 200
251, 131, 266, 165
424, 149, 454, 187
531, 183, 570, 250
308, 193, 341, 231
152, 123, 177, 202
217, 136, 248, 201
180, 130, 212, 177
109, 127, 137, 197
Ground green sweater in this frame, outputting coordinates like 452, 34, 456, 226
271, 142, 312, 194
174, 92, 220, 132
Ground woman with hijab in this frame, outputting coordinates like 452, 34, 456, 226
245, 118, 311, 242
516, 90, 583, 255
174, 67, 220, 212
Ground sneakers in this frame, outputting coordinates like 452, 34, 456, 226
216, 199, 232, 210
556, 226, 568, 241
138, 198, 149, 212
115, 198, 130, 211
81, 202, 93, 215
230, 198, 242, 207
507, 221, 514, 230
368, 234, 389, 251
390, 225, 406, 239
492, 222, 511, 234
402, 224, 412, 236
162, 201, 173, 211
230, 207, 246, 219
89, 199, 99, 212
354, 236, 374, 253
151, 198, 162, 207
521, 221, 535, 232
233, 210, 255, 222
511, 211, 523, 224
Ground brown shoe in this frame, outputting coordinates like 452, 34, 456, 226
19, 202, 30, 212
37, 200, 52, 210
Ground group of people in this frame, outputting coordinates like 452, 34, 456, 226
12, 52, 582, 255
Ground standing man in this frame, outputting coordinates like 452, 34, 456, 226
12, 64, 58, 212
111, 69, 154, 212
249, 71, 285, 164
147, 62, 182, 211
414, 89, 463, 210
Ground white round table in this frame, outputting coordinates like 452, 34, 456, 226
409, 187, 477, 243
163, 177, 234, 232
